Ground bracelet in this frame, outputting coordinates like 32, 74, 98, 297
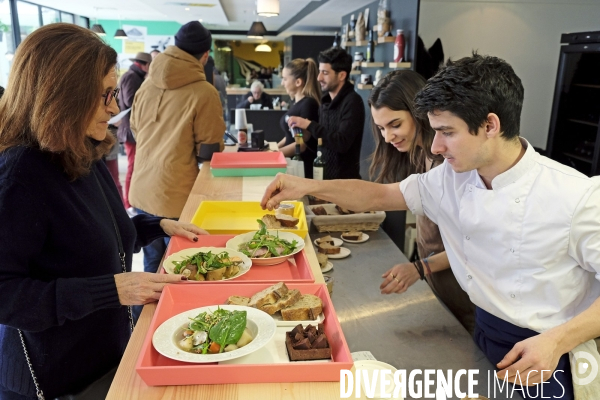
422, 256, 433, 277
413, 260, 425, 280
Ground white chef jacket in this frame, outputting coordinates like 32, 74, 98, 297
400, 139, 600, 332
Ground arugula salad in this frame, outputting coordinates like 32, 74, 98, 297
238, 220, 298, 258
172, 250, 243, 281
177, 308, 253, 354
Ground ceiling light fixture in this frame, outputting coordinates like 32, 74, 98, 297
114, 14, 127, 40
255, 43, 272, 52
91, 24, 106, 36
257, 0, 279, 17
247, 21, 267, 39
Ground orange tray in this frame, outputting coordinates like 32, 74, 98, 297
210, 151, 287, 169
135, 283, 353, 385
161, 235, 315, 283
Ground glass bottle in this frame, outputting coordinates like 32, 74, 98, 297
349, 14, 356, 32
394, 29, 405, 63
366, 29, 374, 63
333, 31, 340, 48
313, 138, 326, 180
292, 136, 303, 161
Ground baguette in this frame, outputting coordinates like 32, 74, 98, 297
317, 243, 341, 254
281, 294, 323, 321
260, 289, 301, 315
226, 295, 250, 306
248, 282, 289, 308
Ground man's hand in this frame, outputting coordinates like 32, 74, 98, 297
248, 96, 254, 103
380, 262, 421, 294
159, 220, 208, 242
114, 272, 185, 305
261, 173, 314, 210
496, 332, 563, 386
287, 116, 310, 130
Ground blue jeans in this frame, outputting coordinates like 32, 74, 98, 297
133, 209, 172, 322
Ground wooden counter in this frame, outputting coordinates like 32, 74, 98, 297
106, 161, 341, 400
226, 87, 288, 96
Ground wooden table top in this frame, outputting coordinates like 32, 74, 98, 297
106, 159, 344, 400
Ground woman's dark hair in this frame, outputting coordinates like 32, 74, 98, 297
284, 58, 321, 105
318, 47, 352, 80
368, 70, 442, 183
414, 52, 524, 140
0, 23, 117, 180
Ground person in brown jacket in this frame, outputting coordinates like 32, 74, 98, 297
129, 21, 225, 278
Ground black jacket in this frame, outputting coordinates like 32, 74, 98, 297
307, 81, 365, 179
117, 63, 146, 143
236, 91, 273, 109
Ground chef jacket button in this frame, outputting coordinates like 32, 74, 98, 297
510, 294, 516, 298
466, 236, 470, 240
515, 198, 520, 203
467, 275, 472, 279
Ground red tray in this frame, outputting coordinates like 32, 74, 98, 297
161, 235, 315, 283
210, 151, 287, 169
135, 283, 353, 385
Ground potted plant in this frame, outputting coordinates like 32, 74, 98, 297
0, 20, 9, 43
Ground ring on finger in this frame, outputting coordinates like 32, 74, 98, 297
390, 273, 395, 279
394, 277, 401, 284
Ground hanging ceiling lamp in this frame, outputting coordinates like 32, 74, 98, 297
257, 0, 279, 17
247, 21, 267, 39
255, 43, 272, 52
91, 24, 106, 36
114, 28, 128, 39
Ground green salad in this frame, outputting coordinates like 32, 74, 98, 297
178, 307, 253, 354
172, 250, 243, 281
238, 220, 298, 258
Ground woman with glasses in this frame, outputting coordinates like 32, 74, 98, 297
369, 70, 476, 335
0, 24, 204, 399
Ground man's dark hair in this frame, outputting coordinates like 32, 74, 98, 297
0, 86, 4, 99
414, 52, 524, 139
318, 47, 352, 81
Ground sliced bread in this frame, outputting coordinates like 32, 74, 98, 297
226, 295, 250, 306
317, 243, 341, 255
248, 282, 289, 308
261, 214, 282, 229
260, 289, 301, 315
281, 294, 323, 321
316, 253, 328, 269
315, 235, 334, 246
342, 231, 363, 241
275, 214, 299, 227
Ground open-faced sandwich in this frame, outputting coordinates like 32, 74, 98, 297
172, 250, 244, 281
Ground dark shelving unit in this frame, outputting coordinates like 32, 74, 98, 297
546, 31, 600, 177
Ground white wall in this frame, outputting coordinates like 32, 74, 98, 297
419, 0, 600, 149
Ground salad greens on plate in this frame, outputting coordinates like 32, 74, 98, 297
238, 220, 298, 258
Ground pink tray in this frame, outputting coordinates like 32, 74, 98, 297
210, 151, 287, 169
135, 283, 353, 385
161, 236, 315, 283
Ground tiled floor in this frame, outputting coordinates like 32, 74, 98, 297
118, 153, 145, 273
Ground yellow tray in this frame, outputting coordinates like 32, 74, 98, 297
191, 201, 308, 238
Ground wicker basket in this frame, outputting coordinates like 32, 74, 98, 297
305, 204, 386, 232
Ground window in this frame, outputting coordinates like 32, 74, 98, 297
41, 7, 60, 25
77, 16, 89, 29
60, 12, 74, 24
17, 1, 41, 42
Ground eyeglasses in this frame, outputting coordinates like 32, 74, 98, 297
101, 87, 120, 106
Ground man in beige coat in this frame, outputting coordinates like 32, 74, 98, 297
129, 21, 224, 278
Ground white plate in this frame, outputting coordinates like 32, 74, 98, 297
162, 247, 251, 281
152, 305, 276, 363
314, 237, 343, 247
354, 360, 402, 399
321, 261, 333, 273
271, 312, 325, 327
327, 247, 351, 259
226, 231, 305, 266
341, 233, 370, 243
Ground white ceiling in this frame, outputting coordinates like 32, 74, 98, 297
27, 0, 377, 39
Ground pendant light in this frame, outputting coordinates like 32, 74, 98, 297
247, 21, 267, 39
91, 9, 106, 36
114, 14, 128, 40
255, 43, 272, 52
257, 0, 279, 17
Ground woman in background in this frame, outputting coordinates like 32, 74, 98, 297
0, 23, 203, 399
370, 70, 476, 334
277, 58, 321, 178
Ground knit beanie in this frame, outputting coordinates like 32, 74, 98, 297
175, 21, 212, 56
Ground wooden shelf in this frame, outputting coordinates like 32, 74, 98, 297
349, 70, 361, 75
342, 41, 356, 47
573, 84, 600, 89
357, 84, 373, 90
389, 62, 412, 69
378, 36, 395, 44
355, 40, 369, 46
568, 118, 599, 127
564, 152, 593, 164
361, 62, 384, 68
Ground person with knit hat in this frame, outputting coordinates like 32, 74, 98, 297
129, 21, 225, 312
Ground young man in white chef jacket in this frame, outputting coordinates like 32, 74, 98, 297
261, 53, 600, 399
